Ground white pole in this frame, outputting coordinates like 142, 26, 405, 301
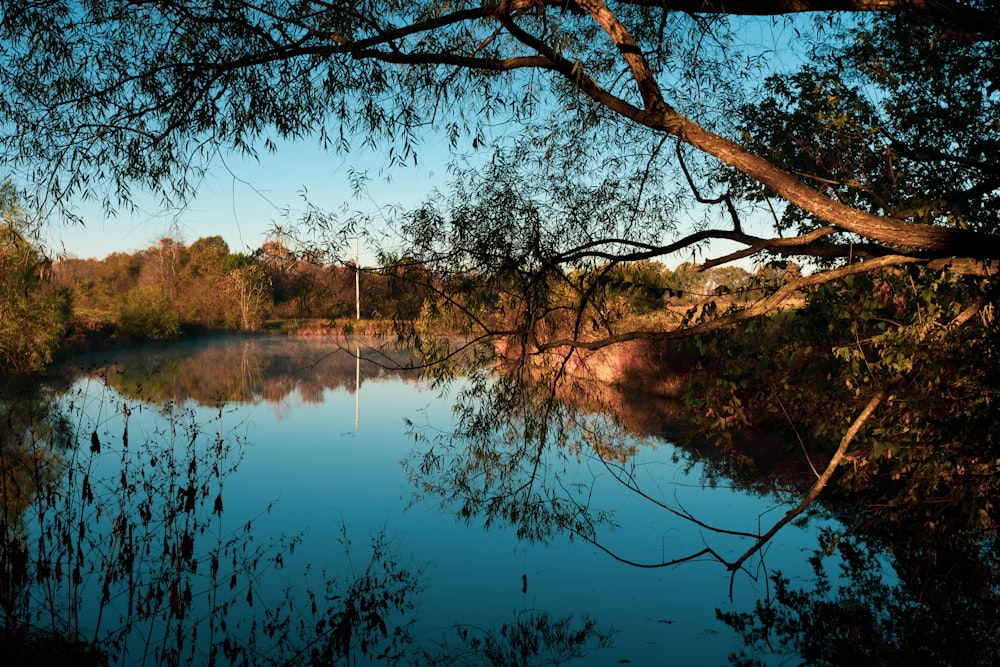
355, 236, 361, 320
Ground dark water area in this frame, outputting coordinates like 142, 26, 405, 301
3, 335, 993, 665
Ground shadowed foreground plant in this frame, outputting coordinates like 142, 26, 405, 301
0, 373, 426, 666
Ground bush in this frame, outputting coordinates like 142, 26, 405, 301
113, 286, 181, 341
0, 276, 72, 374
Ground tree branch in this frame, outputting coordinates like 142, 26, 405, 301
573, 0, 667, 112
534, 253, 990, 352
624, 0, 998, 36
488, 6, 1000, 262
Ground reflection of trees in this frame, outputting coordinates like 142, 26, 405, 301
408, 370, 644, 543
410, 370, 756, 566
175, 338, 268, 403
719, 526, 1000, 666
416, 611, 612, 667
1, 376, 421, 665
406, 354, 1000, 663
73, 336, 423, 408
0, 383, 73, 527
3, 373, 615, 665
3, 382, 260, 664
0, 380, 75, 647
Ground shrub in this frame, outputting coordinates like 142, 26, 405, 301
113, 286, 181, 341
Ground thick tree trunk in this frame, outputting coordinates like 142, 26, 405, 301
668, 113, 1000, 258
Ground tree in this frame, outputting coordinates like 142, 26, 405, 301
225, 261, 272, 331
138, 237, 187, 300
185, 236, 230, 279
1, 2, 998, 271
61, 252, 142, 312
0, 184, 72, 375
179, 235, 231, 325
717, 525, 1000, 665
3, 0, 1000, 615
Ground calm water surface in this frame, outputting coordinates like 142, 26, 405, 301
38, 335, 831, 665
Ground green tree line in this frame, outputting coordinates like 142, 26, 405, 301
55, 237, 780, 333
51, 236, 429, 340
5, 200, 795, 377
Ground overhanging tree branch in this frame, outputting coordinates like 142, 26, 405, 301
532, 253, 992, 352
491, 2, 1000, 264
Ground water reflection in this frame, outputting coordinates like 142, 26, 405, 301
2, 335, 994, 664
66, 335, 423, 408
720, 526, 1000, 666
2, 338, 624, 665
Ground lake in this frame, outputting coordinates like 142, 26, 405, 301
5, 335, 839, 665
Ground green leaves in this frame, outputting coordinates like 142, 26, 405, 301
113, 286, 182, 341
0, 185, 73, 375
686, 264, 1000, 543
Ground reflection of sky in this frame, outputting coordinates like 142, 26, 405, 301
214, 379, 828, 666
50, 339, 833, 665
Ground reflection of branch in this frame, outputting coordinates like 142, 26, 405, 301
584, 538, 723, 569
599, 458, 760, 539
553, 386, 884, 592
722, 387, 887, 597
549, 419, 763, 571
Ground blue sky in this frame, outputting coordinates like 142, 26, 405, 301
44, 134, 760, 270
34, 14, 806, 269
46, 137, 454, 264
